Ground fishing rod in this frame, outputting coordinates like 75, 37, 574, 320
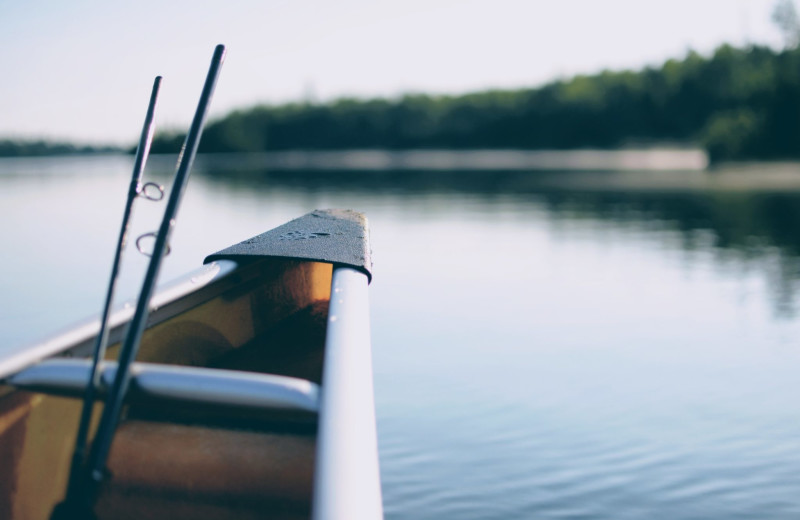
51, 75, 163, 519
80, 43, 226, 510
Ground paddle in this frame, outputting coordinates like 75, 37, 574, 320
52, 44, 226, 518
51, 75, 163, 520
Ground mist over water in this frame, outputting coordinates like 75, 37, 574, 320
2, 153, 800, 519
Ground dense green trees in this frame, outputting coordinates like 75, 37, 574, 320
148, 44, 800, 162
0, 140, 119, 157
6, 44, 800, 161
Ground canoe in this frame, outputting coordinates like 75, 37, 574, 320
0, 209, 382, 520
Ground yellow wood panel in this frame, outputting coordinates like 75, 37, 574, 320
0, 258, 333, 518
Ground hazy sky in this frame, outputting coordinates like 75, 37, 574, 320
0, 0, 787, 144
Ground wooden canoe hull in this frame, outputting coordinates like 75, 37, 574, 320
0, 257, 332, 520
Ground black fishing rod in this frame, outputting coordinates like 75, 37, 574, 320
51, 75, 163, 520
87, 41, 225, 501
54, 44, 226, 518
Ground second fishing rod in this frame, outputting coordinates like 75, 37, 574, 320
53, 44, 227, 518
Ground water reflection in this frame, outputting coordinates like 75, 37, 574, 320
191, 162, 800, 319
3, 156, 800, 520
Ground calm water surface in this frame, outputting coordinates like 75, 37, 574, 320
2, 155, 800, 519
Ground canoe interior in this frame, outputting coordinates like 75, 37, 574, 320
0, 258, 333, 520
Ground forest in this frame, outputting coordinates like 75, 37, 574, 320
149, 44, 800, 162
4, 43, 800, 162
0, 140, 119, 157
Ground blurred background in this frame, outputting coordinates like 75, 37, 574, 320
4, 1, 800, 518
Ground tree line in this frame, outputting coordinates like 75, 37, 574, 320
0, 140, 120, 157
5, 43, 800, 162
146, 44, 800, 162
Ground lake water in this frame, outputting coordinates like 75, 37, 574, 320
2, 154, 800, 519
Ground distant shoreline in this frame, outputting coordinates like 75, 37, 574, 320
188, 148, 709, 172
0, 148, 708, 172
0, 139, 121, 158
4, 151, 800, 193
6, 44, 798, 164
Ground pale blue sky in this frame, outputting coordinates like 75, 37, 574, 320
0, 0, 786, 144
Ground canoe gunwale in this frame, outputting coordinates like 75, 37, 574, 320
0, 260, 238, 383
313, 266, 383, 520
0, 208, 373, 384
0, 209, 383, 519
